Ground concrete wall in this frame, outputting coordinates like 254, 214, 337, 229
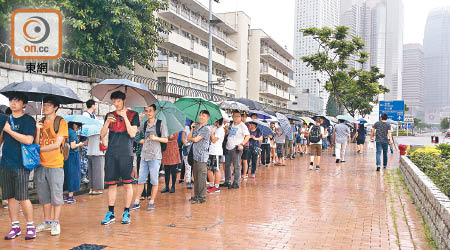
399, 156, 450, 250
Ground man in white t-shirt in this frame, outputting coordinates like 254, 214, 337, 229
83, 99, 97, 119
307, 118, 327, 170
223, 110, 250, 189
206, 118, 225, 194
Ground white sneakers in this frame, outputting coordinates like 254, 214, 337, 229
36, 222, 60, 236
35, 222, 51, 232
51, 223, 60, 236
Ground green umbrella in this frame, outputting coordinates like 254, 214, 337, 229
155, 101, 186, 136
174, 97, 222, 125
131, 101, 186, 136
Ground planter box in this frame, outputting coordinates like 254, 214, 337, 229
400, 156, 450, 250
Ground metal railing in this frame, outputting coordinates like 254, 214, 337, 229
0, 43, 226, 102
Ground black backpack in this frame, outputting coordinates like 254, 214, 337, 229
144, 119, 167, 152
309, 125, 321, 143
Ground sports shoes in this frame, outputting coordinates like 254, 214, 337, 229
50, 223, 60, 236
4, 227, 21, 240
187, 183, 193, 189
161, 187, 169, 193
146, 203, 155, 211
376, 165, 381, 171
101, 211, 115, 225
66, 197, 75, 204
25, 226, 36, 240
219, 182, 230, 188
336, 159, 340, 163
250, 174, 255, 178
129, 203, 140, 210
81, 177, 89, 184
315, 165, 320, 170
36, 222, 52, 232
170, 186, 175, 193
207, 186, 220, 193
121, 211, 131, 224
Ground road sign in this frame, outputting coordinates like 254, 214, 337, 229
379, 100, 404, 122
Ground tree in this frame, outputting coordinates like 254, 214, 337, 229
0, 0, 169, 70
300, 26, 388, 116
326, 94, 338, 117
441, 118, 449, 130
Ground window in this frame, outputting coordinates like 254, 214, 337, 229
201, 40, 208, 48
182, 30, 191, 39
200, 63, 207, 72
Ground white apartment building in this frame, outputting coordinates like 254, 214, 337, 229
135, 0, 240, 98
293, 0, 340, 114
134, 1, 294, 108
248, 29, 295, 109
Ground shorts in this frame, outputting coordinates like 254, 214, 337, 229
296, 137, 301, 144
300, 138, 307, 145
241, 147, 250, 160
138, 159, 161, 185
34, 167, 64, 206
276, 143, 284, 158
105, 154, 133, 185
310, 144, 322, 156
0, 168, 30, 201
356, 138, 365, 145
207, 155, 221, 172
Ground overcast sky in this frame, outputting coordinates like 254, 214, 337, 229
198, 0, 450, 54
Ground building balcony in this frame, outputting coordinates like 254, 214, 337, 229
159, 1, 237, 51
260, 46, 294, 73
161, 32, 237, 72
259, 85, 294, 102
260, 66, 295, 88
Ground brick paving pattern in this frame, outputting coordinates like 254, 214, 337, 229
0, 145, 431, 249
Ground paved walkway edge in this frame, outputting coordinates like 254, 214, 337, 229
400, 156, 450, 250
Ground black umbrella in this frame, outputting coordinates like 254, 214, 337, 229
0, 81, 82, 104
285, 114, 302, 122
230, 98, 263, 110
312, 115, 330, 127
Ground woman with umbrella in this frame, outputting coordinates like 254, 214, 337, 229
353, 123, 367, 154
248, 121, 263, 178
63, 122, 85, 204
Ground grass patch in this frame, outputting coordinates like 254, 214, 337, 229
396, 168, 439, 250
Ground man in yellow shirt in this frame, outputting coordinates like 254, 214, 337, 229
34, 97, 68, 236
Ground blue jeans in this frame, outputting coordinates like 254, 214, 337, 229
138, 159, 161, 185
376, 142, 389, 167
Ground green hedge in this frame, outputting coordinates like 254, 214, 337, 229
408, 144, 450, 198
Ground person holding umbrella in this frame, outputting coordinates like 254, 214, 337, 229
34, 97, 69, 236
130, 104, 168, 211
100, 91, 140, 225
187, 110, 211, 203
0, 93, 36, 240
63, 122, 85, 204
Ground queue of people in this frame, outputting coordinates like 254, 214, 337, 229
0, 90, 394, 241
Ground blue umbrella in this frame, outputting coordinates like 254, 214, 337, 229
276, 113, 293, 138
336, 115, 358, 123
90, 79, 157, 108
249, 120, 274, 136
230, 98, 263, 110
79, 124, 102, 137
358, 118, 368, 124
62, 115, 102, 126
249, 110, 271, 119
